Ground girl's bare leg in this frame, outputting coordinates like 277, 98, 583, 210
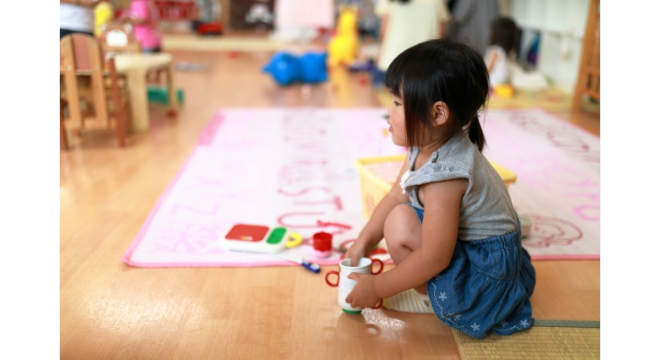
384, 204, 427, 295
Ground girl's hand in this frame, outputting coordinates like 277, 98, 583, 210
345, 273, 381, 309
345, 237, 372, 267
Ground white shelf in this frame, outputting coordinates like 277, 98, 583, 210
500, 0, 590, 94
504, 0, 588, 36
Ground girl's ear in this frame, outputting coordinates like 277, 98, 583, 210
431, 101, 451, 126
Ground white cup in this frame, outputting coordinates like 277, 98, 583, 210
338, 289, 361, 313
325, 257, 384, 313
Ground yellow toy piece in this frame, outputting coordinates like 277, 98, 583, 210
494, 84, 514, 99
285, 232, 303, 248
94, 1, 115, 37
327, 6, 360, 67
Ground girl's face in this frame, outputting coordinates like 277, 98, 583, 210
387, 92, 407, 146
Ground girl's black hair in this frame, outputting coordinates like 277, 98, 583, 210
489, 17, 518, 54
389, 0, 411, 3
385, 38, 490, 151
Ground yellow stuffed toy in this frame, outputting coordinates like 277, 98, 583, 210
327, 6, 359, 67
94, 1, 115, 37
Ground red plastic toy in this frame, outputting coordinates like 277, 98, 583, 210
197, 22, 223, 35
153, 1, 195, 20
171, 1, 195, 20
313, 231, 333, 258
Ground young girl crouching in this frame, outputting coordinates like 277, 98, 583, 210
345, 38, 536, 339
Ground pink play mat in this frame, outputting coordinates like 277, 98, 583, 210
122, 108, 599, 268
482, 109, 599, 260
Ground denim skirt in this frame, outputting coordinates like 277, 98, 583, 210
410, 203, 536, 339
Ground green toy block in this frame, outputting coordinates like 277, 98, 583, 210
147, 86, 184, 105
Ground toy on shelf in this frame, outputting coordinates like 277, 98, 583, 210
99, 22, 141, 53
192, 0, 223, 35
221, 224, 302, 254
94, 1, 115, 37
124, 0, 163, 53
262, 52, 328, 86
172, 1, 196, 20
154, 0, 196, 21
327, 6, 359, 67
196, 22, 223, 35
114, 8, 128, 19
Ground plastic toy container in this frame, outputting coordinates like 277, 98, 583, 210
354, 154, 517, 220
494, 84, 514, 98
221, 224, 297, 254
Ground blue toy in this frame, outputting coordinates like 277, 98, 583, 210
262, 52, 328, 86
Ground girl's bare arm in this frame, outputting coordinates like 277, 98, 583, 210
373, 178, 467, 299
379, 14, 389, 43
486, 51, 499, 73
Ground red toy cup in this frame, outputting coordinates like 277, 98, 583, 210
313, 231, 333, 258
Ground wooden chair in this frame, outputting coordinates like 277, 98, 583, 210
60, 34, 130, 147
98, 21, 142, 54
572, 0, 600, 112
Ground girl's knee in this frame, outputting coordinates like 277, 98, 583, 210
384, 204, 421, 248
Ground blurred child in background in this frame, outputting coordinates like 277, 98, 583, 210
484, 17, 518, 87
60, 0, 97, 38
444, 0, 499, 56
372, 0, 451, 88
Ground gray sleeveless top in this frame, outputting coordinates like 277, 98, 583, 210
401, 133, 517, 241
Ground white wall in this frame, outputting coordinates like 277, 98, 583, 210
499, 0, 591, 94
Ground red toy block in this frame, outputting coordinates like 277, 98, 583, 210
313, 232, 333, 252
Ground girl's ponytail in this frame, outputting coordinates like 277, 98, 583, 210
468, 115, 486, 152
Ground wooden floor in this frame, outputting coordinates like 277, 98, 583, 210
60, 49, 600, 359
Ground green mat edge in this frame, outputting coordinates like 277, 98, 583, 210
534, 319, 600, 328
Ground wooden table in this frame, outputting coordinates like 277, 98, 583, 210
114, 53, 178, 131
60, 53, 179, 132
